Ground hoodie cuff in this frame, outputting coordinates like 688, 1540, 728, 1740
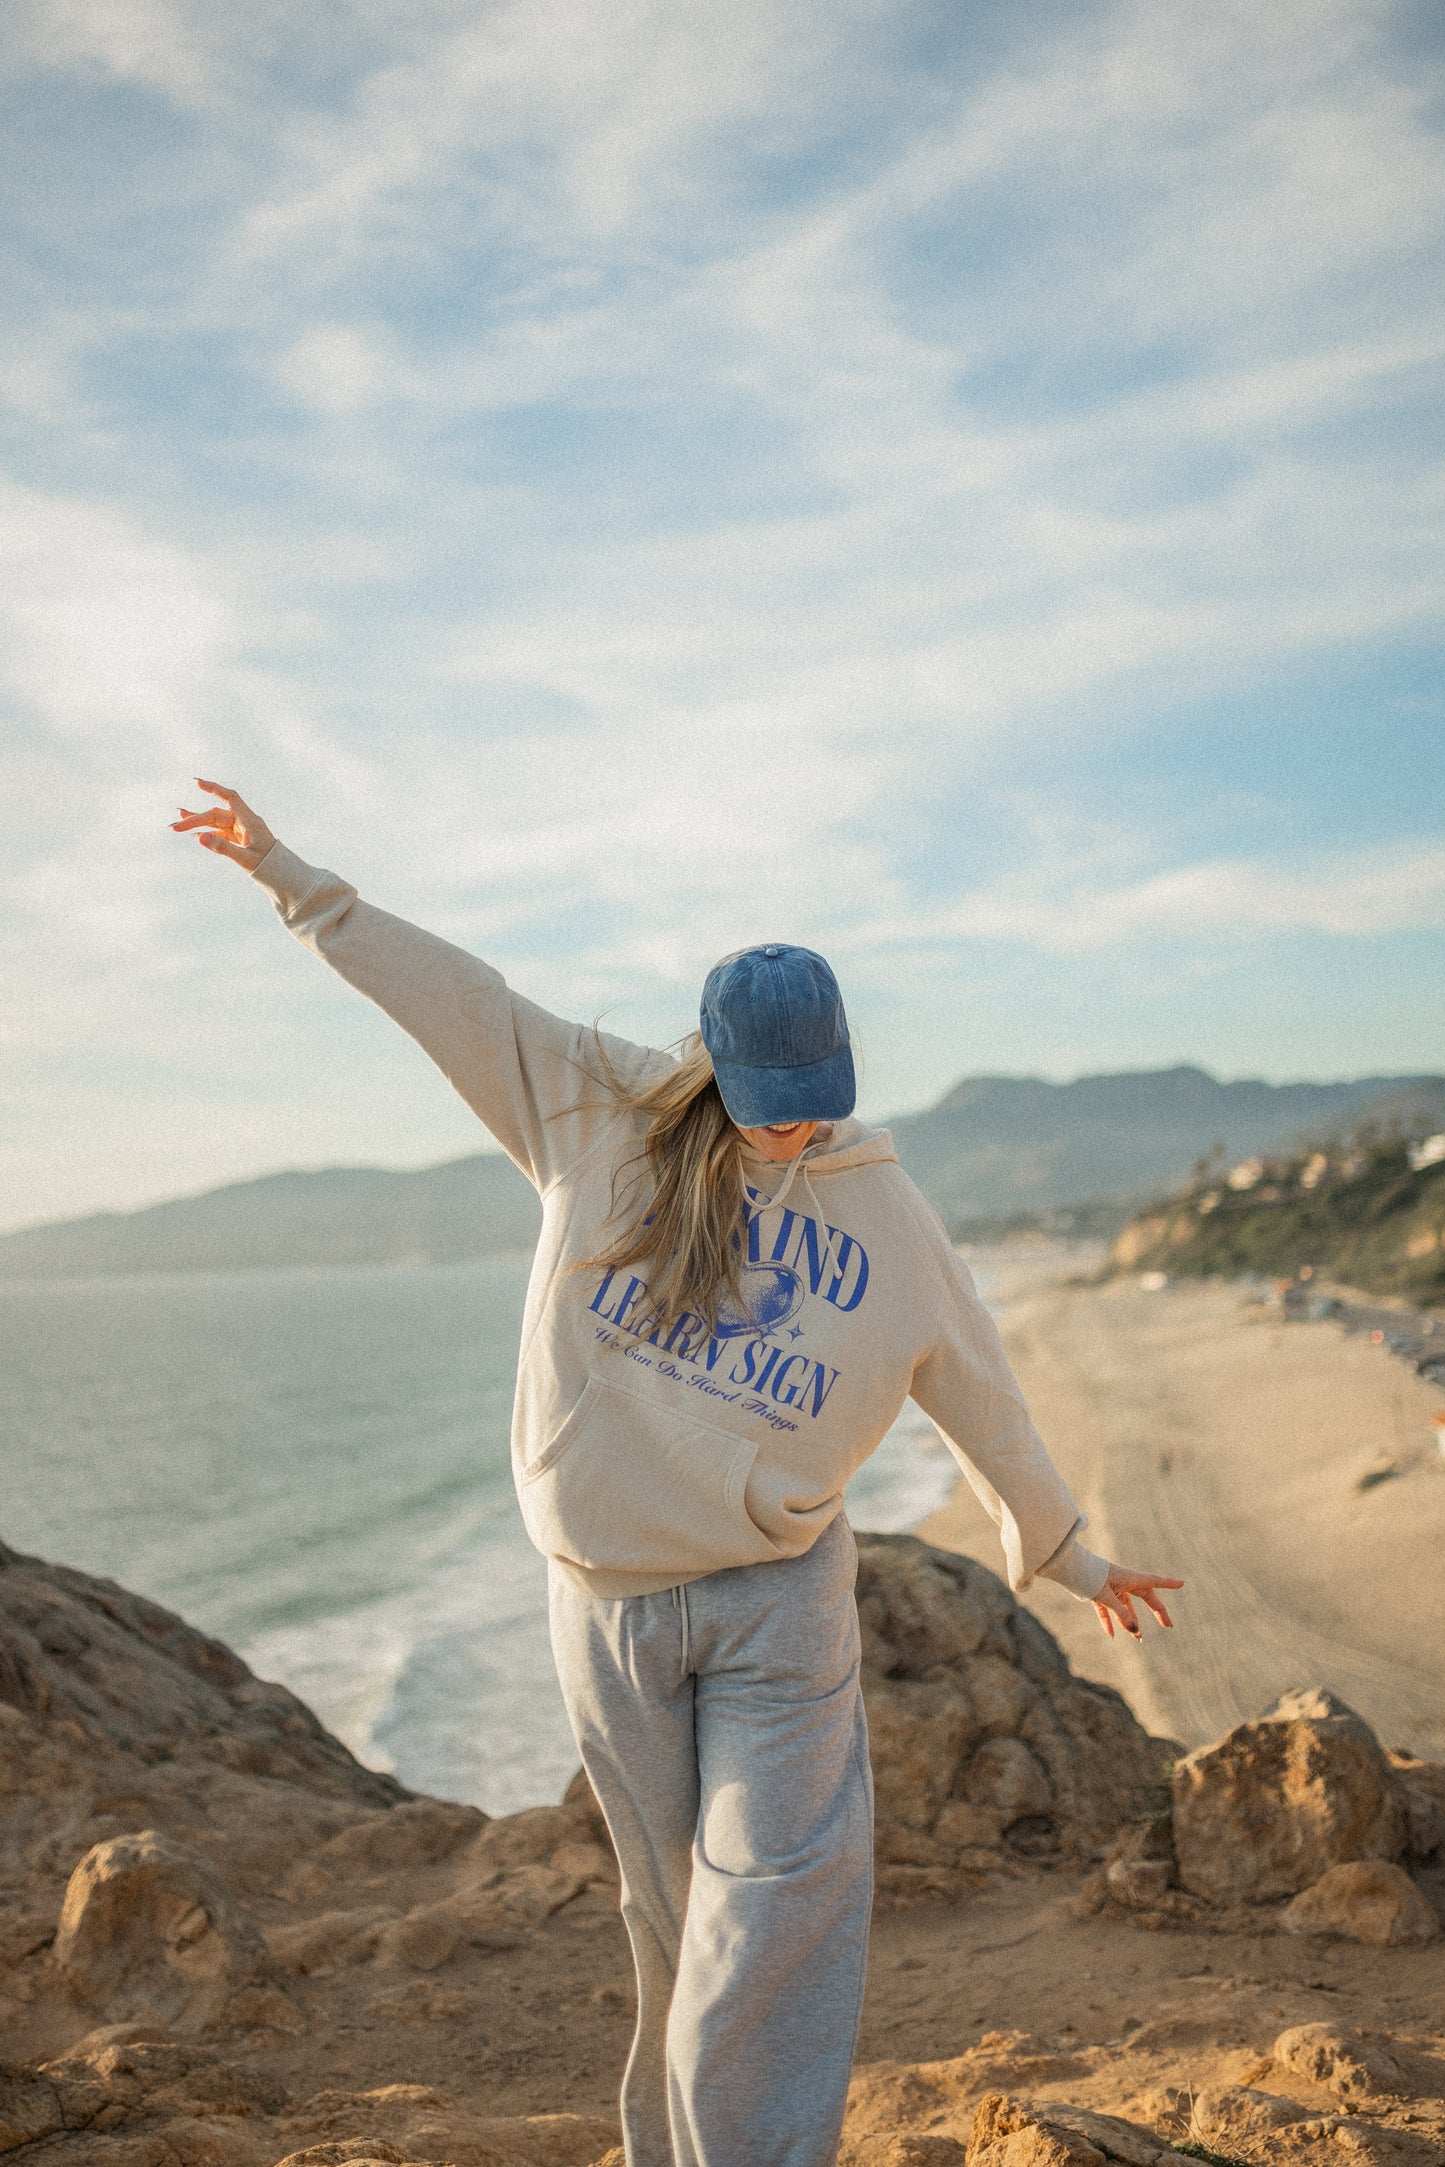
1035, 1535, 1111, 1601
249, 840, 327, 919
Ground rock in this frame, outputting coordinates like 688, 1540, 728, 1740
843, 2042, 1090, 2163
375, 1905, 466, 1974
0, 2060, 104, 2153
276, 2088, 619, 2167
0, 1537, 419, 1935
1387, 1748, 1445, 1859
1281, 1859, 1440, 1946
1100, 1818, 1176, 1911
1171, 1687, 1409, 1903
1187, 2084, 1312, 2143
1272, 2022, 1413, 2102
858, 2141, 969, 2165
856, 1537, 1175, 1883
299, 1800, 487, 1876
372, 1880, 562, 1972
965, 2094, 1105, 2164
959, 1739, 1054, 1822
1012, 2104, 1188, 2166
273, 2149, 420, 2167
1105, 1857, 1171, 1908
268, 1908, 399, 1975
0, 1538, 404, 1811
52, 1829, 290, 2032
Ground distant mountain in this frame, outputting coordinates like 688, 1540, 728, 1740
3, 1066, 1442, 1277
0, 1153, 540, 1279
888, 1067, 1445, 1232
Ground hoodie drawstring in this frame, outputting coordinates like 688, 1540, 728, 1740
744, 1151, 839, 1298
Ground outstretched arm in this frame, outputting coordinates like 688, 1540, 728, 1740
172, 780, 668, 1189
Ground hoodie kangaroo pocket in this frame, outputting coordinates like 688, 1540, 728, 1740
519, 1374, 784, 1577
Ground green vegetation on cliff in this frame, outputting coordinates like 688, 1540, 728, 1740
1112, 1132, 1445, 1301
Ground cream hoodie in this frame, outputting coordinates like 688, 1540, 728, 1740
251, 843, 1110, 1604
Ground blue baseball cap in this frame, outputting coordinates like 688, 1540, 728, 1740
699, 943, 856, 1128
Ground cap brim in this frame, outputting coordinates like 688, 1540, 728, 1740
711, 1043, 856, 1129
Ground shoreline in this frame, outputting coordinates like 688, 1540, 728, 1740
919, 1264, 1445, 1757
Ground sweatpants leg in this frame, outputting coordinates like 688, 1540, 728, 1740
548, 1573, 699, 2166
548, 1515, 873, 2167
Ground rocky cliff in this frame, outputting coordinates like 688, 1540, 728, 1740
3, 1533, 1443, 2167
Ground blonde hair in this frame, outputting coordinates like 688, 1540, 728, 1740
580, 1032, 747, 1331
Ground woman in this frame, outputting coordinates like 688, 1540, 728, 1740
174, 779, 1182, 2167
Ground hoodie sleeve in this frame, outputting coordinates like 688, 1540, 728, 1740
908, 1244, 1110, 1601
249, 841, 667, 1192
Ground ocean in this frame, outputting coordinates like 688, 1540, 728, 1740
0, 1253, 985, 1815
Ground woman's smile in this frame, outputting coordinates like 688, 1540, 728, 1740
736, 1119, 820, 1162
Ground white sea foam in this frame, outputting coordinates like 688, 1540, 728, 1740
0, 1250, 1009, 1816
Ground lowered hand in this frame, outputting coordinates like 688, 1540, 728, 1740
171, 780, 275, 871
1093, 1565, 1182, 1641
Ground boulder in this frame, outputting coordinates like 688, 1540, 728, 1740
0, 1538, 404, 1808
856, 1537, 1175, 1889
1272, 2022, 1413, 2102
965, 2094, 1105, 2165
1011, 2105, 1190, 2167
1281, 1859, 1440, 1946
1186, 2085, 1311, 2144
1170, 1687, 1408, 1903
52, 1829, 291, 2032
0, 1537, 415, 1925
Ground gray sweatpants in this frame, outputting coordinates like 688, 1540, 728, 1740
547, 1513, 874, 2167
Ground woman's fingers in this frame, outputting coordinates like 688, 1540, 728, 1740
170, 779, 275, 870
1094, 1587, 1140, 1640
198, 832, 252, 864
171, 775, 275, 866
1094, 1566, 1183, 1639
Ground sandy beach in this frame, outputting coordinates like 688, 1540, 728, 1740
921, 1263, 1445, 1760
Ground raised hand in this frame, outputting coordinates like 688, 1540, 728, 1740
1093, 1565, 1183, 1641
171, 780, 276, 872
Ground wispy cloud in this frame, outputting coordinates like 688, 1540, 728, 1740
1, 0, 1442, 1224
844, 843, 1445, 958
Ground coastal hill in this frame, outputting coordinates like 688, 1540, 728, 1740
2, 1066, 1443, 1277
1110, 1123, 1445, 1301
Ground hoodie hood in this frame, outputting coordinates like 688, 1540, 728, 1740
738, 1117, 899, 1179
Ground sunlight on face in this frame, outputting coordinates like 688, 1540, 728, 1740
734, 1120, 819, 1163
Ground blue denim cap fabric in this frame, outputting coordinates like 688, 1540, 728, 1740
699, 943, 856, 1128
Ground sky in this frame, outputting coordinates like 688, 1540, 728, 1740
2, 0, 1444, 1233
